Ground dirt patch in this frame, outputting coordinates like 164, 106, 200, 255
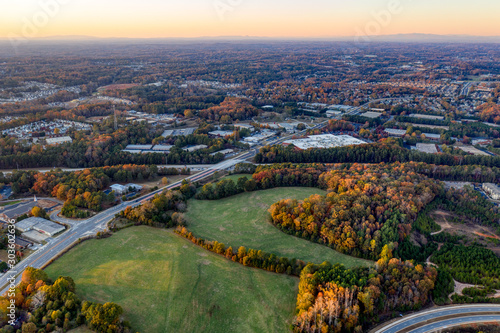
429, 210, 500, 254
474, 232, 500, 240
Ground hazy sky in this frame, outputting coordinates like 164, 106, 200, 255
1, 0, 499, 38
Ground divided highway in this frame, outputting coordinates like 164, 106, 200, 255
0, 120, 329, 294
372, 304, 500, 333
0, 153, 253, 294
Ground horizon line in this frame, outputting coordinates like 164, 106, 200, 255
1, 33, 500, 41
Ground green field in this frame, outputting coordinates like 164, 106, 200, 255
46, 227, 298, 333
185, 188, 372, 268
221, 173, 254, 182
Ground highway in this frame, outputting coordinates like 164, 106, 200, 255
372, 304, 500, 333
409, 315, 500, 333
0, 120, 327, 294
0, 152, 254, 294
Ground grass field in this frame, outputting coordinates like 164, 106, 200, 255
185, 188, 372, 268
46, 227, 298, 333
221, 173, 254, 182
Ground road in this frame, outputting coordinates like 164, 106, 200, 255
372, 304, 500, 333
345, 98, 394, 116
0, 120, 328, 293
0, 152, 255, 294
409, 315, 500, 333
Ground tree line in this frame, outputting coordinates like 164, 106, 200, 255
175, 226, 307, 276
255, 143, 500, 169
293, 250, 436, 332
0, 267, 129, 333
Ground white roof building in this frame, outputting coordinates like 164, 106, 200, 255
15, 217, 65, 237
360, 111, 382, 119
385, 129, 407, 137
284, 134, 365, 150
110, 184, 128, 194
46, 136, 72, 145
416, 143, 438, 154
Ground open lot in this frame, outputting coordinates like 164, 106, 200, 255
45, 226, 298, 333
431, 210, 500, 255
185, 188, 372, 268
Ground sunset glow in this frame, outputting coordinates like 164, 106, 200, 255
1, 0, 499, 39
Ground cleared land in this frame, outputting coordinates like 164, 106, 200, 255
45, 226, 298, 333
431, 210, 500, 255
185, 188, 372, 268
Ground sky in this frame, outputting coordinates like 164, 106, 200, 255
0, 0, 499, 39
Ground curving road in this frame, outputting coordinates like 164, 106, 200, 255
372, 304, 500, 333
409, 315, 500, 333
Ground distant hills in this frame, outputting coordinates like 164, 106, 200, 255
1, 33, 500, 43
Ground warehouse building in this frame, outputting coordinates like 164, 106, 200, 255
416, 143, 438, 154
283, 134, 365, 150
15, 217, 65, 237
46, 136, 73, 145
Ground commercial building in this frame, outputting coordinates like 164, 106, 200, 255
384, 129, 406, 137
233, 124, 255, 132
283, 134, 365, 150
125, 144, 153, 150
483, 183, 500, 200
110, 184, 128, 195
420, 133, 441, 141
183, 145, 208, 152
125, 184, 143, 191
152, 145, 173, 152
326, 110, 342, 117
209, 130, 235, 138
416, 143, 438, 154
243, 130, 277, 143
409, 114, 445, 121
15, 217, 65, 237
15, 238, 33, 250
161, 128, 196, 137
457, 146, 490, 156
46, 136, 73, 145
360, 111, 382, 119
210, 149, 234, 156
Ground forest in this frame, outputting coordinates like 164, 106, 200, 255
293, 252, 436, 332
269, 163, 440, 260
0, 267, 129, 333
432, 244, 500, 290
0, 123, 227, 169
255, 143, 500, 171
